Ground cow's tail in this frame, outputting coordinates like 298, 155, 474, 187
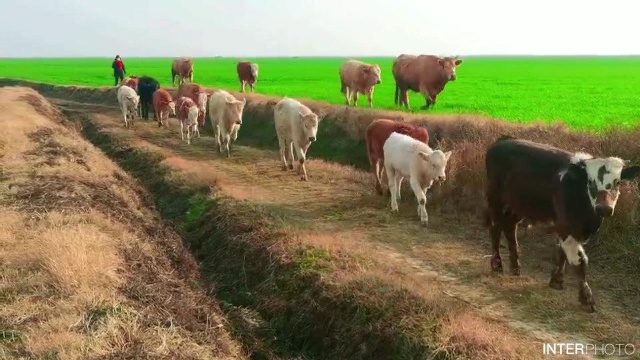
364, 127, 375, 168
171, 68, 176, 86
340, 77, 346, 94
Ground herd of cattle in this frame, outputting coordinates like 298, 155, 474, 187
112, 56, 640, 313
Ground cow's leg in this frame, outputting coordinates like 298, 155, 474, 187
250, 83, 255, 92
224, 133, 231, 158
385, 165, 399, 212
294, 143, 309, 181
402, 90, 410, 108
410, 178, 428, 225
558, 236, 595, 312
215, 125, 223, 153
231, 124, 240, 143
396, 177, 403, 201
502, 212, 523, 276
286, 141, 295, 170
352, 92, 359, 106
373, 159, 383, 195
367, 88, 374, 108
344, 87, 351, 105
278, 137, 288, 170
241, 81, 245, 93
549, 239, 568, 290
487, 192, 505, 273
180, 121, 185, 141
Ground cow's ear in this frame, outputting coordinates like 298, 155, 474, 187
437, 59, 445, 67
417, 152, 429, 161
443, 150, 452, 162
562, 162, 586, 181
455, 59, 463, 66
621, 165, 640, 180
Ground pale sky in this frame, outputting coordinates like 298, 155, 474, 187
2, 0, 638, 58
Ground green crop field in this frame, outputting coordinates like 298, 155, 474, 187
2, 56, 640, 131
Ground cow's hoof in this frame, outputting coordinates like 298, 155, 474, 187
300, 176, 308, 181
281, 165, 288, 171
511, 267, 521, 276
421, 221, 428, 227
288, 164, 294, 170
587, 304, 597, 313
548, 278, 564, 290
490, 258, 503, 273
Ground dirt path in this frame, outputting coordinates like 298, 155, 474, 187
54, 99, 640, 358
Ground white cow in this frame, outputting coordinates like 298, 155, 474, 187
116, 85, 140, 128
383, 132, 452, 225
273, 97, 322, 181
176, 96, 199, 145
207, 90, 246, 157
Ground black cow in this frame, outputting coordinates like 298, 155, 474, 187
484, 135, 640, 312
137, 76, 160, 120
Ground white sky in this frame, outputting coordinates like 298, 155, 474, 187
1, 0, 638, 58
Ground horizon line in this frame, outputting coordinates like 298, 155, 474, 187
3, 54, 640, 60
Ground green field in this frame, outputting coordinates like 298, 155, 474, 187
2, 56, 640, 131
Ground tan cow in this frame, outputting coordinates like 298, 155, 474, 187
339, 59, 381, 107
392, 54, 462, 110
207, 90, 246, 158
171, 58, 194, 86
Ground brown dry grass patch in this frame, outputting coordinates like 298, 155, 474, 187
0, 87, 244, 359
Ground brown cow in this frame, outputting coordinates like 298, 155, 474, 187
485, 135, 640, 312
339, 59, 381, 107
392, 54, 462, 110
152, 88, 176, 128
171, 58, 194, 86
365, 119, 429, 195
177, 83, 207, 132
121, 76, 139, 90
237, 61, 259, 92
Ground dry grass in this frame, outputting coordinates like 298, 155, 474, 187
0, 87, 245, 359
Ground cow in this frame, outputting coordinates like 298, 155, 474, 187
152, 88, 176, 128
171, 58, 194, 86
365, 119, 430, 196
484, 135, 640, 312
137, 76, 160, 120
116, 85, 140, 128
274, 97, 323, 181
177, 83, 207, 133
383, 132, 452, 225
392, 54, 462, 110
175, 96, 199, 145
339, 59, 381, 107
207, 90, 247, 157
237, 61, 259, 93
121, 76, 139, 90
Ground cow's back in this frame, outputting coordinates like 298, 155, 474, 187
485, 137, 574, 213
339, 60, 361, 82
208, 90, 232, 122
383, 132, 426, 175
153, 88, 172, 107
274, 98, 305, 137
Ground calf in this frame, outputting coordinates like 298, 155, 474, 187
339, 59, 382, 107
237, 61, 259, 92
177, 83, 207, 134
365, 119, 429, 195
137, 76, 160, 120
383, 132, 451, 225
484, 135, 640, 312
175, 96, 199, 145
274, 97, 323, 181
172, 58, 194, 86
207, 90, 246, 157
152, 88, 176, 127
116, 85, 140, 128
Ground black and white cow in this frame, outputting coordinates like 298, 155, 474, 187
484, 135, 640, 312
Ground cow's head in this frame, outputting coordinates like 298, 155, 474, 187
437, 56, 463, 81
563, 153, 640, 217
168, 101, 176, 116
363, 64, 381, 85
299, 112, 320, 142
225, 97, 246, 125
418, 149, 452, 182
250, 63, 259, 78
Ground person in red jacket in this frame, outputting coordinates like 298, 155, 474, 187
111, 55, 127, 85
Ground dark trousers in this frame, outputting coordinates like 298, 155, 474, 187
114, 70, 124, 85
